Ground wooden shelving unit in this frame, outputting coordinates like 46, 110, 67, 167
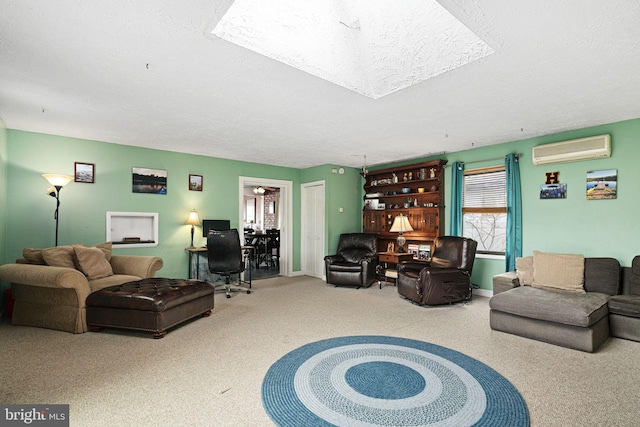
362, 159, 447, 253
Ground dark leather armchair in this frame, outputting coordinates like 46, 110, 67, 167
397, 236, 477, 305
324, 233, 378, 288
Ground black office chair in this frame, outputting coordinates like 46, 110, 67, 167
207, 229, 251, 298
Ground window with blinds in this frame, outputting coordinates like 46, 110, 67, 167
462, 166, 506, 255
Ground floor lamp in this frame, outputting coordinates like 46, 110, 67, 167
43, 174, 74, 247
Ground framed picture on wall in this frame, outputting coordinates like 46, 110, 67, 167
132, 167, 167, 194
189, 174, 203, 191
268, 200, 275, 214
74, 162, 95, 183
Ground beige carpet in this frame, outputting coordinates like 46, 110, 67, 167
1, 276, 638, 426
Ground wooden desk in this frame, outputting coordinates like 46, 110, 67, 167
186, 247, 207, 280
377, 252, 415, 289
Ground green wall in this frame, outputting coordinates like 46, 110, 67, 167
372, 117, 640, 290
0, 117, 8, 310
5, 130, 303, 278
3, 117, 640, 292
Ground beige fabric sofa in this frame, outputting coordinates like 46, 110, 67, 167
0, 242, 163, 333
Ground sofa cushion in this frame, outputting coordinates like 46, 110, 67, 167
630, 256, 640, 296
532, 251, 585, 294
490, 286, 610, 327
584, 258, 620, 295
42, 244, 84, 269
516, 256, 533, 286
74, 246, 114, 280
22, 248, 46, 265
608, 295, 640, 318
89, 275, 144, 292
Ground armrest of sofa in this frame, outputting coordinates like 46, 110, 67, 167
0, 263, 92, 306
110, 255, 163, 278
0, 264, 89, 289
492, 271, 520, 295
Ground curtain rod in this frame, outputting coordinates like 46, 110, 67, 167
445, 153, 522, 167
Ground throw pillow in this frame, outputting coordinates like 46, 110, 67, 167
42, 245, 84, 269
73, 246, 114, 280
532, 250, 585, 294
515, 256, 533, 286
23, 248, 45, 265
94, 241, 113, 261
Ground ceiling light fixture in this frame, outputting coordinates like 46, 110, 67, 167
254, 186, 266, 194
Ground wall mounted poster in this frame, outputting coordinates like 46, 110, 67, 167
540, 183, 567, 199
132, 167, 167, 194
586, 169, 617, 200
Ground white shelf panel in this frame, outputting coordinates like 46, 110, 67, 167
106, 211, 159, 248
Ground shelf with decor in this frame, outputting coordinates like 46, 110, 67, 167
362, 159, 446, 254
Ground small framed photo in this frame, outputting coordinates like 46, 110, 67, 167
189, 174, 203, 192
74, 162, 95, 183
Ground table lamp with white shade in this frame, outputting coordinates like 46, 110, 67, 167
389, 214, 413, 253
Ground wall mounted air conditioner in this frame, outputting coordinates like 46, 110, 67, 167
532, 134, 611, 165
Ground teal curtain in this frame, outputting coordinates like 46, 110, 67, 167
450, 162, 464, 236
505, 154, 522, 271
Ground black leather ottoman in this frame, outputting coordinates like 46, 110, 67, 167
86, 278, 214, 338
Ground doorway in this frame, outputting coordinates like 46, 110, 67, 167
239, 177, 293, 277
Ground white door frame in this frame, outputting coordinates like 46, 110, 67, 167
239, 177, 293, 277
301, 180, 325, 279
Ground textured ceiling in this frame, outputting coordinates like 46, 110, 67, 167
210, 0, 494, 99
1, 0, 640, 169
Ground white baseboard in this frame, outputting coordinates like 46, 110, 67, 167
474, 288, 493, 298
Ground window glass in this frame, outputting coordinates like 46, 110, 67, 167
462, 167, 506, 254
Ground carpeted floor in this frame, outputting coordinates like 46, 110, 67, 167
1, 275, 639, 426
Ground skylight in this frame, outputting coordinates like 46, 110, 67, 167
211, 0, 494, 99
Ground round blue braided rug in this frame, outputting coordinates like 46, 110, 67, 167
261, 336, 529, 427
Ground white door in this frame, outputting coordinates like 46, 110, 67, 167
302, 181, 325, 278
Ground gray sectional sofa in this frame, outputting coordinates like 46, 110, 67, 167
490, 252, 640, 352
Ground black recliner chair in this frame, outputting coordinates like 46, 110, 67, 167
324, 233, 378, 288
397, 236, 477, 305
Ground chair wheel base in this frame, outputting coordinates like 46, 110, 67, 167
226, 294, 231, 298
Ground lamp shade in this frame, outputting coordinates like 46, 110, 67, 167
186, 210, 201, 226
389, 215, 413, 233
42, 174, 73, 187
